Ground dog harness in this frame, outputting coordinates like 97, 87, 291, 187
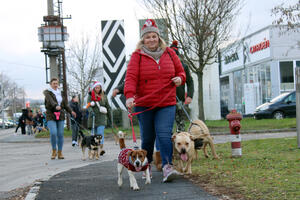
118, 148, 149, 172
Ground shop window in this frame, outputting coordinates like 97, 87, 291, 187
297, 61, 300, 68
280, 61, 294, 91
220, 77, 230, 118
233, 70, 244, 113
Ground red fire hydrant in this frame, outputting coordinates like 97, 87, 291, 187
226, 109, 243, 157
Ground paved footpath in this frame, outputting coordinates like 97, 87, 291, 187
0, 128, 296, 200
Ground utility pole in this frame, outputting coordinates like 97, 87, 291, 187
38, 0, 70, 83
47, 0, 59, 80
296, 67, 300, 148
62, 50, 70, 129
38, 0, 71, 128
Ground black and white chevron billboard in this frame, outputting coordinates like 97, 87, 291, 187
101, 20, 126, 110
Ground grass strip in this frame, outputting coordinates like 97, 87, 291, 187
191, 137, 300, 200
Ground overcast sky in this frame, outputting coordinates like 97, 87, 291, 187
0, 0, 295, 100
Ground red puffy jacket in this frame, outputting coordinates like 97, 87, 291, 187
124, 47, 186, 107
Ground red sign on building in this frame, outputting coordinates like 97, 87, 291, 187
250, 38, 270, 54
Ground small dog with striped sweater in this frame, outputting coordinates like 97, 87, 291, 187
117, 131, 151, 191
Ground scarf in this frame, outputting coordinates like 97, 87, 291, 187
141, 45, 164, 60
49, 87, 62, 106
91, 90, 101, 102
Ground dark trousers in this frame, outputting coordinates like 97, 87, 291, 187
16, 124, 26, 135
71, 122, 79, 142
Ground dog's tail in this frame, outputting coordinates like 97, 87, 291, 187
118, 131, 126, 149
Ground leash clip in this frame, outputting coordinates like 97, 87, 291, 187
127, 108, 133, 119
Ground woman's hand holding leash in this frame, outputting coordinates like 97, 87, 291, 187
126, 98, 135, 108
171, 76, 182, 86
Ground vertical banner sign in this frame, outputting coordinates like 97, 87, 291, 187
101, 20, 126, 110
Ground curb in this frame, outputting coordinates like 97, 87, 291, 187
24, 181, 43, 200
210, 128, 296, 135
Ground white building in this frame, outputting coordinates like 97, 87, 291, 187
219, 25, 300, 115
190, 62, 221, 120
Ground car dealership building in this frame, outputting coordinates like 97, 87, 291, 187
219, 25, 300, 115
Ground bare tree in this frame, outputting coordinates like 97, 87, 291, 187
0, 74, 14, 113
272, 1, 300, 29
142, 0, 241, 120
67, 34, 102, 107
0, 73, 25, 118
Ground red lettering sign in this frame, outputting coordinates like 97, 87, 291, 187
250, 38, 270, 54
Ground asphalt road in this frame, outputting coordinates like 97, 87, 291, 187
35, 160, 218, 200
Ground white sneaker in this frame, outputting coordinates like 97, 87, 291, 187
72, 141, 76, 147
162, 164, 182, 183
75, 141, 79, 146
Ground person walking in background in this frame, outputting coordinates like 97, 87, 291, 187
43, 78, 76, 160
170, 40, 194, 132
15, 109, 27, 135
25, 109, 34, 135
153, 41, 195, 171
35, 110, 45, 128
87, 81, 111, 156
69, 95, 82, 146
124, 19, 186, 182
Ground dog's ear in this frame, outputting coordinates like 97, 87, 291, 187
171, 133, 177, 142
141, 149, 147, 157
190, 135, 198, 141
127, 151, 133, 157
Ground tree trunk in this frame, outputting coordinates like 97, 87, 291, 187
196, 71, 205, 120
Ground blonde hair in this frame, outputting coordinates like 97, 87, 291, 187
136, 34, 167, 50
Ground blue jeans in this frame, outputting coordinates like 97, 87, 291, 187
93, 125, 105, 144
47, 120, 65, 151
136, 105, 176, 167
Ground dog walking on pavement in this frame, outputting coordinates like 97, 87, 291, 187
117, 131, 151, 191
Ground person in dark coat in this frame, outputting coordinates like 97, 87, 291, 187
69, 95, 82, 146
15, 109, 27, 135
170, 40, 194, 132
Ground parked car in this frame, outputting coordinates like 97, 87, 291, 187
254, 91, 296, 120
0, 119, 9, 129
5, 120, 14, 128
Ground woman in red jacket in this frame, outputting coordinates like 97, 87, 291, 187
124, 19, 186, 182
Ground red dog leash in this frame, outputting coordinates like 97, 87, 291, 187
127, 81, 175, 148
